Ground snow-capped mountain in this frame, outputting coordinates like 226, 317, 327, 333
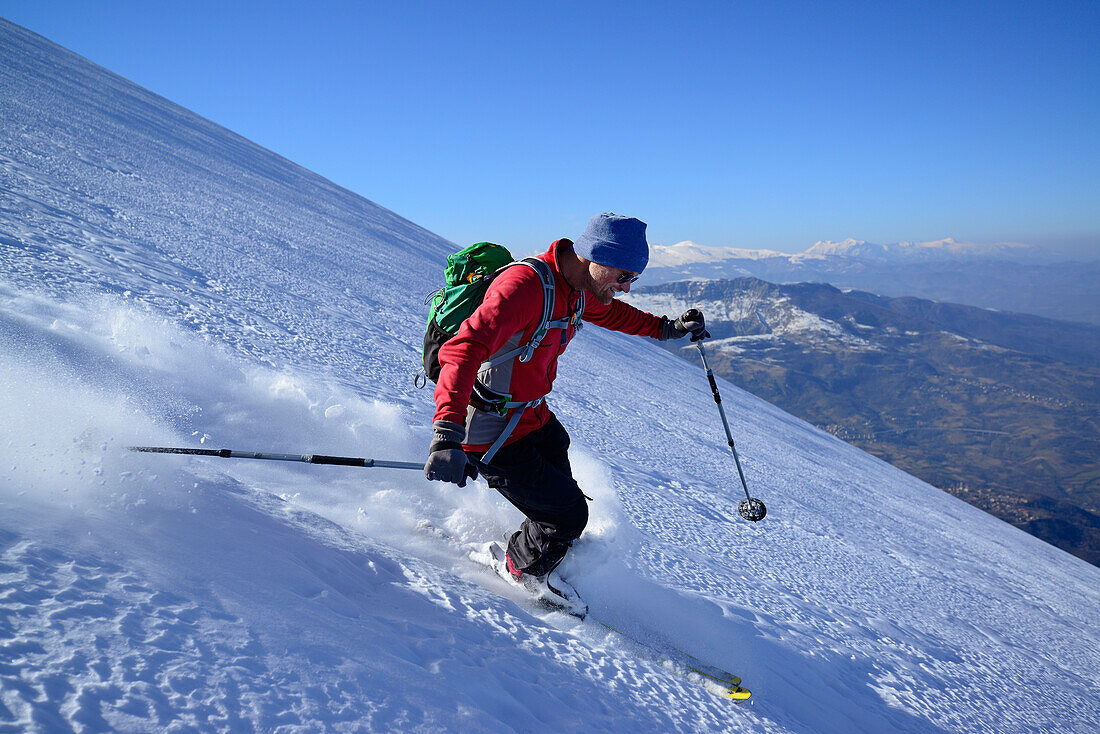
645, 239, 1100, 325
799, 237, 1039, 262
648, 241, 787, 268
2, 18, 1098, 733
649, 237, 1038, 269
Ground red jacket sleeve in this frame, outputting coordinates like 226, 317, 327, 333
433, 269, 543, 425
583, 297, 664, 338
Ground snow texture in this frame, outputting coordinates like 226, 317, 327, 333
2, 18, 1098, 733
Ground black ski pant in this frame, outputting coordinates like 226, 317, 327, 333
474, 414, 588, 578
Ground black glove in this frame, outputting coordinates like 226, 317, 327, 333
424, 420, 478, 487
661, 308, 710, 341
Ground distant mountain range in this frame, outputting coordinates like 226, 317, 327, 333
644, 239, 1100, 325
626, 277, 1100, 566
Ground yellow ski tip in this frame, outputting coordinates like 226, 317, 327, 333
727, 685, 752, 700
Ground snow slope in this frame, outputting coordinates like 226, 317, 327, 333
2, 18, 1098, 733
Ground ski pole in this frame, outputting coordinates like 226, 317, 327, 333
128, 445, 423, 470
693, 338, 767, 522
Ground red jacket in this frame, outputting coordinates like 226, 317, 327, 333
434, 239, 663, 450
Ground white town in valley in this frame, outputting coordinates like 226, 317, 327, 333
1, 18, 1097, 733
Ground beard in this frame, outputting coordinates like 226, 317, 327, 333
583, 264, 620, 305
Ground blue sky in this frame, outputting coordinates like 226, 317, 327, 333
3, 0, 1098, 257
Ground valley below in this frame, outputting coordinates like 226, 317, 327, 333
629, 278, 1100, 565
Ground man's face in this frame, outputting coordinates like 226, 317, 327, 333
586, 262, 637, 305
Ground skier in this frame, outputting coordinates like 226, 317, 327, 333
424, 212, 709, 582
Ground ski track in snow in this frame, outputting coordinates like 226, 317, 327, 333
2, 18, 1099, 733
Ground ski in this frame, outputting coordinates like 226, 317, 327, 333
591, 618, 751, 700
414, 520, 752, 700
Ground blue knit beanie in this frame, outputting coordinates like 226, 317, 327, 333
572, 213, 649, 274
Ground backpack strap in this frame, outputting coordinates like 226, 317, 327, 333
480, 396, 547, 464
517, 257, 555, 363
555, 291, 585, 332
481, 257, 557, 368
471, 258, 587, 465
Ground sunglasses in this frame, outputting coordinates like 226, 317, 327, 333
616, 270, 640, 285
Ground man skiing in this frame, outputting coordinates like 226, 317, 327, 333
424, 212, 708, 583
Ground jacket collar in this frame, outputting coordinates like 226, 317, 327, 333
546, 238, 582, 297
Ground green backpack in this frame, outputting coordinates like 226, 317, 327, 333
428, 242, 513, 338
419, 242, 579, 388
